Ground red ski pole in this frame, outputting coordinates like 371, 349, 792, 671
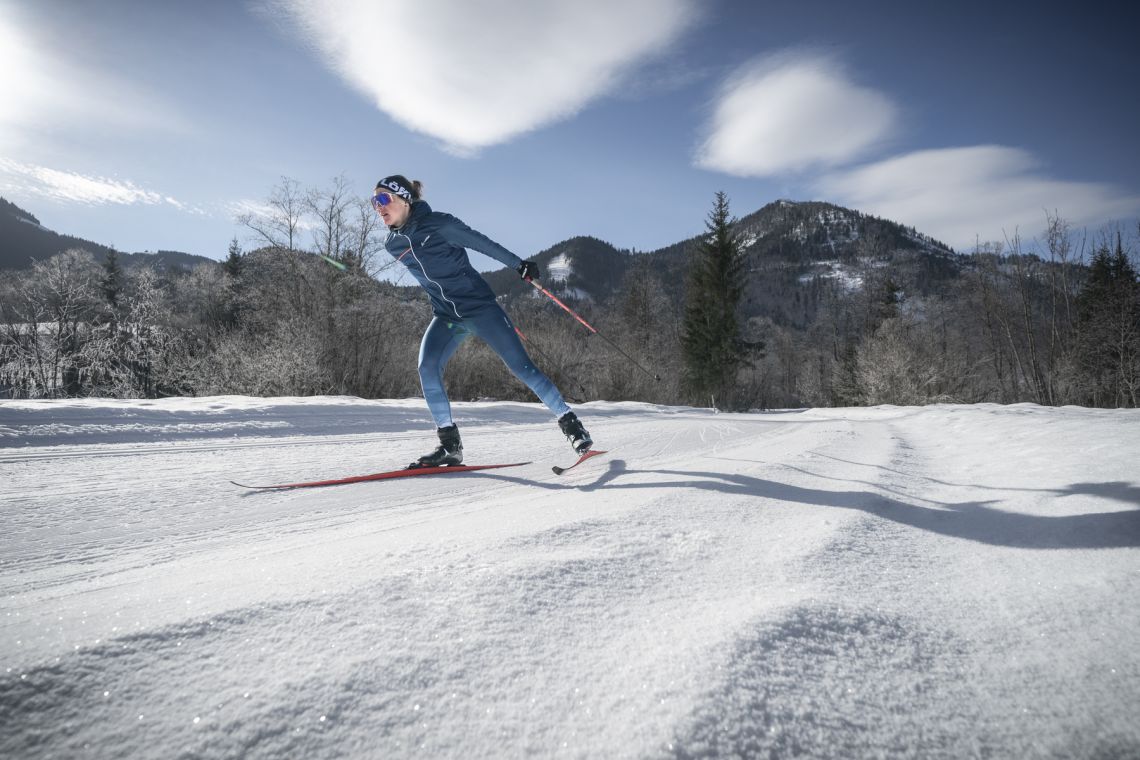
527, 279, 660, 382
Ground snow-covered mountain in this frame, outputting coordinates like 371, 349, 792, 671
485, 234, 630, 304
2, 396, 1137, 758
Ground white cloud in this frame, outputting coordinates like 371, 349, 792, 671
696, 51, 897, 176
227, 199, 279, 221
0, 158, 191, 209
226, 198, 320, 232
272, 0, 696, 153
817, 146, 1140, 248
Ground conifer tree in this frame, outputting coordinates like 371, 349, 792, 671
1075, 233, 1140, 406
222, 238, 245, 328
682, 191, 750, 408
224, 238, 243, 279
100, 247, 123, 314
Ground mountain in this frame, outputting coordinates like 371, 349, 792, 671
0, 197, 214, 272
484, 235, 630, 302
729, 199, 963, 327
486, 199, 967, 329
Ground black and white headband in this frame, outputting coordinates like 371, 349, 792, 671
376, 177, 414, 202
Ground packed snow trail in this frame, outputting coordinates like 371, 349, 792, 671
1, 398, 1138, 759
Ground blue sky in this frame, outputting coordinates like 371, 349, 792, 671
1, 0, 1137, 268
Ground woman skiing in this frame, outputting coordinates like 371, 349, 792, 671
372, 175, 592, 468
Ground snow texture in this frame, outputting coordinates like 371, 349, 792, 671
2, 397, 1139, 759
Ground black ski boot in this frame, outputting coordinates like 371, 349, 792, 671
558, 412, 592, 454
411, 424, 463, 468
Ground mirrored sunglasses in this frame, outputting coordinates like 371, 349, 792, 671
371, 192, 397, 209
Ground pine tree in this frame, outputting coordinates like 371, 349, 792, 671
224, 238, 243, 279
682, 191, 750, 408
868, 275, 902, 330
92, 247, 126, 392
100, 247, 123, 314
1075, 233, 1140, 406
222, 238, 245, 328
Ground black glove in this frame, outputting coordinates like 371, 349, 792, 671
517, 260, 539, 282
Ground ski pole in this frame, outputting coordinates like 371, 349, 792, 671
527, 279, 660, 382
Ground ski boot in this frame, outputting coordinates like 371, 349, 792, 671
410, 424, 463, 468
558, 412, 592, 454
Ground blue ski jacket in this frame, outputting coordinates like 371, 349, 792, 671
383, 200, 524, 320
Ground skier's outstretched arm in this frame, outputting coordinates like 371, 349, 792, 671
437, 214, 524, 271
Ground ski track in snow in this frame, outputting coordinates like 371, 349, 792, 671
1, 397, 1138, 759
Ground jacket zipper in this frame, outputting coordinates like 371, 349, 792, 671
393, 229, 463, 320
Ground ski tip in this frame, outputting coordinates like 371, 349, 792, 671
552, 449, 608, 476
230, 480, 268, 490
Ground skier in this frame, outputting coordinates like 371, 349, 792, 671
372, 175, 592, 468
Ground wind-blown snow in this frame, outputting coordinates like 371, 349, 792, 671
2, 397, 1138, 758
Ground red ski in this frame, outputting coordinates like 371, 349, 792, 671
552, 449, 608, 475
232, 462, 530, 490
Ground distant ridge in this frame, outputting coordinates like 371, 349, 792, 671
0, 197, 213, 272
3, 194, 970, 329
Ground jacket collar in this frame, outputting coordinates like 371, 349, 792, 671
394, 200, 431, 233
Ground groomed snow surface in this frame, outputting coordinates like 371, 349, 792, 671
2, 397, 1138, 759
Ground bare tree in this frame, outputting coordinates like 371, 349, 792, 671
1039, 212, 1084, 404
987, 231, 1049, 403
238, 176, 305, 253
189, 315, 333, 397
79, 266, 187, 397
349, 194, 392, 277
307, 174, 355, 266
237, 176, 312, 316
855, 311, 974, 406
2, 250, 101, 397
614, 254, 680, 403
966, 240, 1023, 401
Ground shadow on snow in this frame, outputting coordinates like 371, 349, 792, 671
507, 459, 1140, 551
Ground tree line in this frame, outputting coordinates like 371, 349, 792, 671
2, 178, 1137, 409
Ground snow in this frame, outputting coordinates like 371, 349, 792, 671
546, 253, 572, 283
2, 397, 1138, 759
798, 260, 870, 291
13, 213, 48, 231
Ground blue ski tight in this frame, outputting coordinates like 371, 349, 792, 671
418, 306, 571, 428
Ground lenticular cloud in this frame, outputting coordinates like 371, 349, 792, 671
817, 146, 1140, 248
274, 0, 696, 154
696, 51, 897, 177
